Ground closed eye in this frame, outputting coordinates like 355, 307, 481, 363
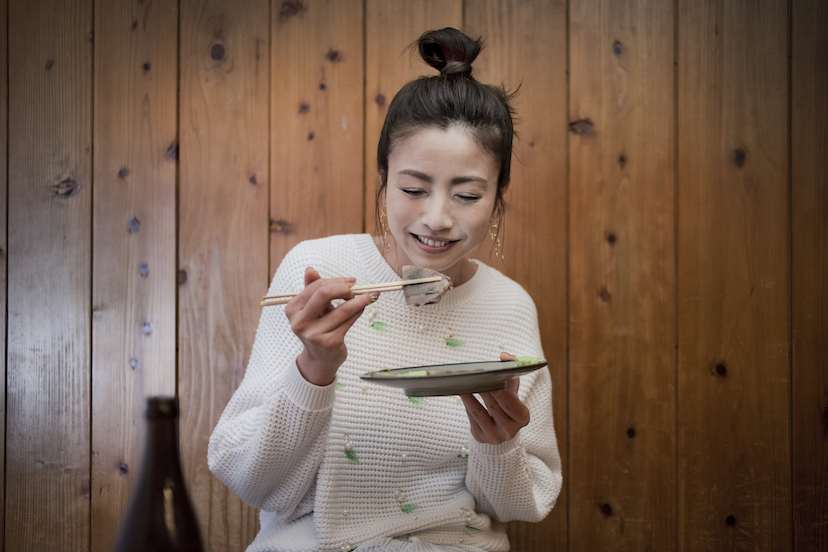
456, 193, 481, 202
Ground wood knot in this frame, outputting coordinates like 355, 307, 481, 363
714, 362, 727, 377
298, 102, 310, 114
119, 463, 129, 476
733, 148, 746, 167
618, 154, 627, 167
139, 264, 149, 277
165, 143, 178, 161
129, 357, 138, 370
606, 232, 617, 245
210, 42, 226, 61
325, 48, 343, 63
178, 269, 188, 285
128, 217, 140, 233
279, 0, 307, 19
270, 219, 294, 235
568, 118, 595, 136
627, 427, 636, 438
308, 131, 315, 140
599, 503, 613, 517
613, 40, 623, 56
117, 166, 129, 179
45, 59, 55, 71
375, 94, 386, 108
249, 173, 258, 185
599, 287, 611, 302
319, 82, 327, 90
726, 515, 737, 526
53, 177, 81, 198
142, 62, 151, 73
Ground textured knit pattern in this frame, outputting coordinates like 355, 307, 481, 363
208, 234, 562, 552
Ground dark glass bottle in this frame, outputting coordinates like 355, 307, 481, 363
113, 397, 205, 552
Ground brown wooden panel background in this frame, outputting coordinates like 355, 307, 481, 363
3, 1, 826, 551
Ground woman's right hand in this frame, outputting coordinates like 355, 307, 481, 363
285, 266, 377, 386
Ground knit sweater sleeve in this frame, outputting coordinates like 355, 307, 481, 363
464, 296, 563, 523
207, 243, 336, 517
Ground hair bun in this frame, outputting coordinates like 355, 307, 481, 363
418, 28, 481, 77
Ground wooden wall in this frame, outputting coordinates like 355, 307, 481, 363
3, 1, 825, 551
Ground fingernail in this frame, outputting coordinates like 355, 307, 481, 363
368, 293, 380, 303
346, 277, 357, 284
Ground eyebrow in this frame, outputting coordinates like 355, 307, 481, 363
397, 169, 488, 185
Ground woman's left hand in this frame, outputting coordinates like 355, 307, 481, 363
460, 378, 530, 445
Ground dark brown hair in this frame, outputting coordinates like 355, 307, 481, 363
376, 28, 517, 233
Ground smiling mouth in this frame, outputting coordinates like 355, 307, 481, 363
414, 234, 452, 248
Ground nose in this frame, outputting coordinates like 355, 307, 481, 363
421, 194, 453, 232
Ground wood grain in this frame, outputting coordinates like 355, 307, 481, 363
465, 1, 569, 549
363, 0, 462, 235
0, 0, 7, 545
6, 0, 93, 550
90, 0, 179, 549
179, 0, 269, 549
678, 0, 791, 550
569, 0, 677, 549
270, 0, 365, 268
792, 0, 828, 548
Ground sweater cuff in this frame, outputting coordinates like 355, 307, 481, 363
470, 434, 521, 456
282, 360, 337, 412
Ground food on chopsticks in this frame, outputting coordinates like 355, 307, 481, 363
260, 266, 452, 307
400, 266, 453, 306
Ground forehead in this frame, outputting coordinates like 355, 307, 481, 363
388, 126, 499, 177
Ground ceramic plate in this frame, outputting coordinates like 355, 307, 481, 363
359, 359, 547, 397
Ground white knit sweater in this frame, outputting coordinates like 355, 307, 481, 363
208, 234, 562, 552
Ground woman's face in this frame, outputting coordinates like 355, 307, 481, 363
384, 125, 500, 285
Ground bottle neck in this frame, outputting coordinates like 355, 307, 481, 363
140, 416, 182, 477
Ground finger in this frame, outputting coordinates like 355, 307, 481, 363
505, 376, 520, 395
304, 266, 321, 287
485, 388, 530, 428
287, 270, 350, 316
461, 393, 499, 443
318, 293, 375, 340
300, 280, 356, 316
293, 289, 370, 337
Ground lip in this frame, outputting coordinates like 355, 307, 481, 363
411, 233, 456, 253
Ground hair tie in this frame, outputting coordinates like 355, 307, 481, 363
441, 60, 471, 76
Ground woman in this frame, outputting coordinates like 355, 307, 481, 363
208, 28, 562, 552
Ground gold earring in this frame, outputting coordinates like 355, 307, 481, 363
490, 223, 503, 260
380, 205, 390, 250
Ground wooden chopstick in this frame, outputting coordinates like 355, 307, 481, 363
260, 276, 442, 306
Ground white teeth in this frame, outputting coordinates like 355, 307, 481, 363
417, 235, 448, 247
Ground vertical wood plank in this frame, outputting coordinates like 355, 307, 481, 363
792, 0, 828, 548
569, 0, 677, 549
364, 0, 462, 234
0, 0, 7, 545
90, 1, 179, 550
270, 0, 365, 268
179, 0, 270, 550
465, 1, 569, 549
6, 0, 93, 550
677, 1, 791, 550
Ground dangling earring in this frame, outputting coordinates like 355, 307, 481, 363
490, 223, 503, 260
380, 205, 390, 250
